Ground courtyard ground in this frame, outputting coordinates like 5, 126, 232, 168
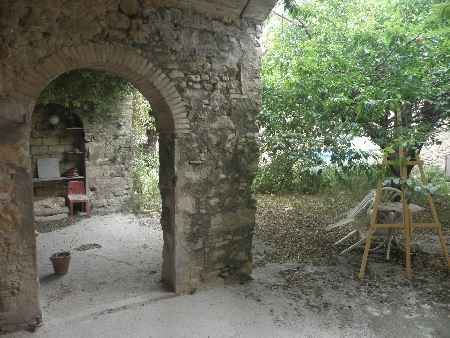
4, 192, 450, 338
35, 214, 168, 321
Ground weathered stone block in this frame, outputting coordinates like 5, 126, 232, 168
169, 70, 185, 79
30, 137, 43, 146
50, 145, 65, 153
41, 136, 60, 146
30, 145, 49, 156
120, 0, 140, 16
187, 74, 201, 82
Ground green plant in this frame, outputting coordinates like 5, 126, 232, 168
254, 159, 378, 196
131, 145, 160, 213
38, 69, 134, 122
406, 165, 450, 201
261, 0, 450, 185
130, 91, 161, 213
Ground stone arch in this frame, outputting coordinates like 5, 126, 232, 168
13, 43, 190, 134
21, 43, 187, 288
0, 43, 190, 328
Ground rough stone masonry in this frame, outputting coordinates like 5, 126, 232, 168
0, 0, 277, 332
31, 95, 136, 215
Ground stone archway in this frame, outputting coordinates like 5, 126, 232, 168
0, 43, 190, 330
0, 1, 275, 331
17, 43, 190, 133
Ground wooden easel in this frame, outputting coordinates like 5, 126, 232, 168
358, 148, 450, 279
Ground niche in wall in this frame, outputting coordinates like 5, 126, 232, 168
31, 104, 86, 216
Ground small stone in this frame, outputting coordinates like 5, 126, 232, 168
209, 198, 220, 207
188, 75, 201, 82
107, 12, 130, 30
203, 83, 214, 91
169, 70, 185, 79
119, 0, 140, 16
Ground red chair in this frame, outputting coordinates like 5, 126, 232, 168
67, 181, 91, 217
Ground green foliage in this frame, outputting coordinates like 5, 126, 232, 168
130, 90, 154, 146
130, 91, 160, 213
38, 69, 134, 121
131, 145, 160, 213
254, 161, 378, 195
407, 166, 450, 201
260, 0, 450, 192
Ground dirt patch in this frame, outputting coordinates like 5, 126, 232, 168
253, 192, 450, 338
255, 192, 449, 265
36, 217, 73, 233
255, 192, 360, 263
74, 243, 102, 251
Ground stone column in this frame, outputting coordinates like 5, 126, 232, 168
0, 99, 41, 331
159, 131, 176, 290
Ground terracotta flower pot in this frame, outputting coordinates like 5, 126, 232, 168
50, 251, 71, 275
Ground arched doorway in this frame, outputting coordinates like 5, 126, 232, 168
0, 44, 189, 328
28, 43, 187, 286
0, 0, 274, 331
30, 68, 170, 320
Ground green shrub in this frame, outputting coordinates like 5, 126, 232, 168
130, 90, 161, 213
131, 146, 160, 213
254, 158, 378, 196
407, 165, 450, 203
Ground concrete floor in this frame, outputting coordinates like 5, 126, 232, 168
8, 261, 446, 338
4, 214, 449, 338
36, 214, 169, 321
6, 285, 374, 338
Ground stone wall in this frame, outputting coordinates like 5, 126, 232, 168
30, 105, 84, 204
83, 95, 134, 212
30, 95, 134, 215
30, 106, 82, 182
0, 0, 272, 331
420, 130, 450, 175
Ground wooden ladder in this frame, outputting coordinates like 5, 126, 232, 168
358, 149, 450, 279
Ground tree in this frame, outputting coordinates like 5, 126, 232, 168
260, 0, 449, 176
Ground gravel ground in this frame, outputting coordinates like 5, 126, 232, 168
254, 192, 450, 264
255, 192, 356, 263
253, 192, 450, 338
28, 192, 450, 337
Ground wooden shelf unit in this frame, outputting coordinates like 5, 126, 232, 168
33, 176, 85, 183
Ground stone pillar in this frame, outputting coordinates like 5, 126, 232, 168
0, 99, 41, 332
159, 131, 176, 290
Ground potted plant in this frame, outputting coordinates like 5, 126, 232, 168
50, 251, 71, 275
49, 231, 78, 275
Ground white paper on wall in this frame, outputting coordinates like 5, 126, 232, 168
37, 158, 60, 179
